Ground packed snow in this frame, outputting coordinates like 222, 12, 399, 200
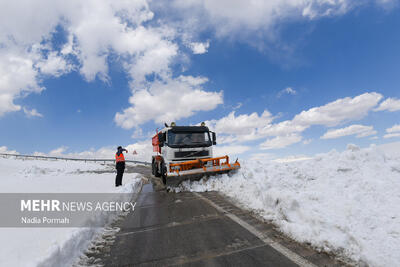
179, 144, 400, 267
0, 157, 143, 267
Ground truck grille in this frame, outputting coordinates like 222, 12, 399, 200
174, 151, 209, 158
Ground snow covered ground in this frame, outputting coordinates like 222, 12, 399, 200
0, 157, 143, 267
179, 144, 400, 267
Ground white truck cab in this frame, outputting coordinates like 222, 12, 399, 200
151, 124, 217, 183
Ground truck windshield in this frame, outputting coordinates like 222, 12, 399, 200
167, 132, 211, 147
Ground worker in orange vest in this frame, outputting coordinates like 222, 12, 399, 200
115, 146, 128, 187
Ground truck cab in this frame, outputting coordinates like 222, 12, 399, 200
152, 122, 240, 186
152, 124, 217, 183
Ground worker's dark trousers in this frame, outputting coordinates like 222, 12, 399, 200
115, 162, 125, 187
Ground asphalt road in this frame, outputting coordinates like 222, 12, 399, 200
84, 165, 343, 267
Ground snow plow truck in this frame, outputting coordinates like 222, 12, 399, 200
151, 122, 240, 186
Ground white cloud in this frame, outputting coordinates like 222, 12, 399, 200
0, 146, 19, 154
206, 110, 273, 140
0, 0, 198, 120
216, 135, 237, 145
23, 107, 43, 118
131, 128, 144, 139
165, 0, 394, 47
48, 146, 69, 156
0, 50, 43, 116
260, 134, 302, 150
189, 41, 210, 54
384, 133, 400, 139
204, 92, 382, 150
33, 141, 153, 162
233, 102, 242, 109
258, 92, 382, 139
321, 124, 377, 139
36, 52, 72, 77
0, 0, 392, 141
384, 124, 400, 139
277, 87, 297, 98
375, 0, 399, 9
303, 139, 312, 145
125, 141, 154, 161
213, 144, 250, 158
374, 98, 400, 112
115, 75, 223, 129
170, 0, 356, 37
168, 0, 394, 37
386, 124, 400, 133
259, 120, 307, 137
150, 0, 394, 69
205, 112, 271, 144
292, 92, 382, 127
63, 1, 164, 83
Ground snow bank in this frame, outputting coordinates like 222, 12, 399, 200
0, 157, 143, 267
179, 144, 400, 266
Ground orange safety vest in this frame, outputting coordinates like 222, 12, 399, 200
115, 153, 125, 162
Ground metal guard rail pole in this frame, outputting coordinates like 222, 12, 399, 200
0, 153, 151, 166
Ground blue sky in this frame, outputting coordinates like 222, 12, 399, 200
0, 0, 399, 160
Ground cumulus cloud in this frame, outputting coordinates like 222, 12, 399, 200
165, 0, 392, 43
374, 98, 400, 112
303, 139, 312, 145
36, 52, 72, 77
386, 124, 400, 133
33, 141, 153, 162
48, 146, 69, 156
0, 50, 44, 116
277, 87, 297, 98
292, 92, 383, 127
148, 0, 397, 70
384, 133, 400, 139
321, 124, 377, 139
205, 110, 273, 143
259, 120, 307, 137
0, 0, 392, 147
23, 107, 43, 118
189, 41, 210, 54
170, 0, 355, 37
265, 92, 382, 144
0, 1, 144, 113
213, 144, 250, 158
208, 92, 382, 149
115, 75, 223, 129
260, 134, 303, 150
0, 0, 391, 136
384, 124, 400, 139
260, 92, 382, 139
0, 146, 19, 154
1, 0, 215, 123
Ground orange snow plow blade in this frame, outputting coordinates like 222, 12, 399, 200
167, 156, 240, 186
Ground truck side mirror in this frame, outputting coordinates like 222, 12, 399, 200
212, 132, 217, 145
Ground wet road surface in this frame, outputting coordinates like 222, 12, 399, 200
87, 165, 344, 267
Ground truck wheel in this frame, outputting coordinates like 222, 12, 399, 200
161, 161, 167, 184
154, 161, 161, 177
151, 160, 155, 176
